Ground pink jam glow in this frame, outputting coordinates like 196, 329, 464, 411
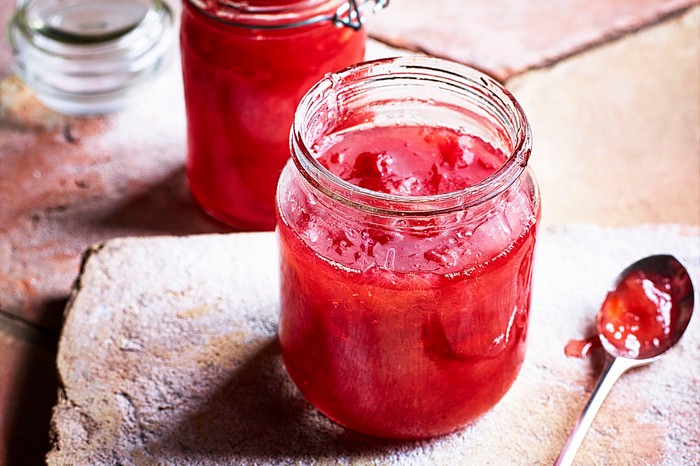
277, 124, 539, 439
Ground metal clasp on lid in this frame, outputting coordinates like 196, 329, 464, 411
200, 0, 387, 30
334, 0, 389, 31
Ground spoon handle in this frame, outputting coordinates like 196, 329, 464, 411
554, 356, 629, 466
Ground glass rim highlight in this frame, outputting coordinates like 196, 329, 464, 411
290, 56, 532, 217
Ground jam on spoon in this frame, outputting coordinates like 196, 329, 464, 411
598, 268, 684, 359
556, 254, 695, 466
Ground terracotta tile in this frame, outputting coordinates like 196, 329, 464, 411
46, 227, 700, 464
508, 7, 700, 227
0, 62, 229, 330
367, 0, 697, 81
0, 312, 58, 466
0, 37, 403, 332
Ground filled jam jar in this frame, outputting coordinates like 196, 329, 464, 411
180, 0, 386, 230
276, 57, 541, 439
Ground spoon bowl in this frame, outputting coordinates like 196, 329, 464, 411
597, 254, 694, 361
555, 254, 695, 466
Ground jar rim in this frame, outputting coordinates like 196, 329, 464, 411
290, 56, 533, 217
9, 0, 172, 54
186, 0, 387, 30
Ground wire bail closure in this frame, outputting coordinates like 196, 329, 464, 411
334, 0, 388, 31
206, 0, 388, 30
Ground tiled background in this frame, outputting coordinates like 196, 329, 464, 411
1, 0, 698, 463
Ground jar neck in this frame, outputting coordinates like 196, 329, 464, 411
290, 56, 532, 217
186, 0, 387, 30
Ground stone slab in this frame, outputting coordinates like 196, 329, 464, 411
367, 0, 698, 81
48, 225, 700, 465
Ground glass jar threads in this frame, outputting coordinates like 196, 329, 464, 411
276, 56, 541, 439
180, 0, 387, 231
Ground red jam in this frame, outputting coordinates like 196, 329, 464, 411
180, 0, 367, 230
564, 336, 600, 359
277, 124, 540, 438
318, 126, 505, 196
597, 269, 679, 359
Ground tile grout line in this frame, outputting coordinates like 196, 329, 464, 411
503, 4, 699, 82
368, 3, 699, 83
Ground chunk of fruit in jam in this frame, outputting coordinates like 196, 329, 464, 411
319, 125, 506, 196
598, 270, 674, 359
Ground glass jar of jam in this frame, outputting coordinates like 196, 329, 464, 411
276, 56, 541, 439
180, 0, 387, 231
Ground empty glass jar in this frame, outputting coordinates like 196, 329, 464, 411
7, 0, 175, 115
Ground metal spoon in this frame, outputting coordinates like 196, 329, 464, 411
555, 254, 695, 466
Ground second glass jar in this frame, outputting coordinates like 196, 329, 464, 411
181, 0, 384, 230
277, 56, 541, 439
